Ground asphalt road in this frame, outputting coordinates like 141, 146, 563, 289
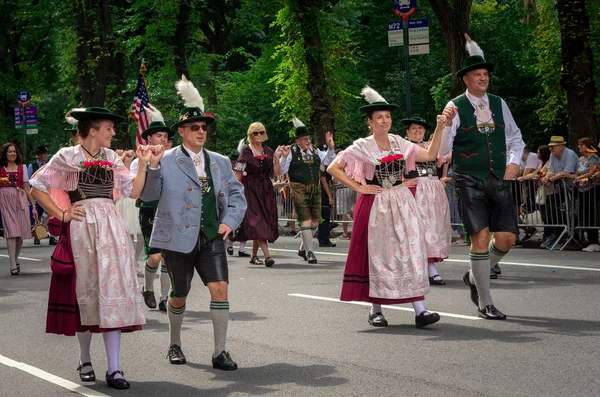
1, 234, 599, 397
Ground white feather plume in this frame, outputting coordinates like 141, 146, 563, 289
464, 33, 485, 58
175, 75, 204, 112
66, 108, 85, 126
144, 104, 164, 123
361, 86, 386, 104
292, 116, 305, 128
237, 138, 246, 153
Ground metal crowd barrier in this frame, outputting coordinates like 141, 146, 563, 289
274, 177, 599, 251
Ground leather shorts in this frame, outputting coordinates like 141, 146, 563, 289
139, 207, 161, 256
453, 173, 519, 235
162, 233, 228, 297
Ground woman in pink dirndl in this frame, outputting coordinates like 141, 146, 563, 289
31, 107, 163, 390
327, 87, 455, 328
402, 117, 452, 285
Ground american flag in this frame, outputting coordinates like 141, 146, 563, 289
131, 72, 150, 148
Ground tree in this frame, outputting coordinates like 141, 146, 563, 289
556, 0, 598, 146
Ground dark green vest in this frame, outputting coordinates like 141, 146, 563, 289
452, 93, 507, 180
288, 144, 321, 185
199, 150, 219, 241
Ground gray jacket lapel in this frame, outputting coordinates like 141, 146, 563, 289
175, 146, 201, 186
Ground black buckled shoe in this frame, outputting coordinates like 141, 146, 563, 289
167, 344, 187, 365
212, 351, 238, 371
142, 288, 156, 309
77, 362, 96, 382
238, 251, 251, 257
462, 271, 479, 307
478, 305, 507, 320
368, 312, 388, 327
158, 299, 167, 312
105, 370, 130, 389
415, 311, 441, 328
49, 236, 58, 245
306, 251, 317, 264
298, 250, 307, 261
226, 247, 234, 256
491, 264, 501, 275
429, 275, 446, 285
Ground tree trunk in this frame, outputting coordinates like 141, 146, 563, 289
294, 0, 335, 145
556, 0, 598, 146
71, 0, 96, 105
429, 0, 472, 98
173, 0, 191, 79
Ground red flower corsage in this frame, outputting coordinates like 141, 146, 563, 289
255, 154, 267, 160
380, 153, 404, 164
81, 160, 114, 169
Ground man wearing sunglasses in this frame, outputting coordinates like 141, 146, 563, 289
278, 116, 335, 264
141, 76, 246, 370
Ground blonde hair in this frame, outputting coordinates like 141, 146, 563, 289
247, 122, 268, 142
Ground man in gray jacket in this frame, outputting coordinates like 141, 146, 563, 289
141, 76, 247, 370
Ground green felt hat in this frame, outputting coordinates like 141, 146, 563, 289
400, 116, 432, 130
69, 106, 125, 123
171, 106, 215, 129
142, 121, 175, 140
292, 116, 313, 138
228, 150, 240, 161
456, 55, 494, 78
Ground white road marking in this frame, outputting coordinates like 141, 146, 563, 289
288, 293, 481, 320
0, 254, 42, 262
0, 354, 109, 397
272, 248, 600, 272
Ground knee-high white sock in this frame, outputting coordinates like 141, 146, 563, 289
469, 251, 493, 308
489, 241, 508, 267
428, 262, 440, 278
103, 331, 122, 379
239, 241, 246, 252
300, 227, 313, 252
370, 303, 382, 315
144, 262, 158, 291
6, 238, 17, 268
210, 301, 229, 357
168, 301, 185, 347
160, 263, 170, 301
77, 331, 93, 364
412, 300, 427, 315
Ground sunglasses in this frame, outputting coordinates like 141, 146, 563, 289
183, 124, 208, 132
252, 130, 266, 136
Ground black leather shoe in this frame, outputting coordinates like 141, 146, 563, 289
34, 238, 40, 245
298, 250, 307, 261
77, 362, 96, 382
49, 236, 58, 245
319, 241, 336, 247
489, 273, 498, 279
307, 251, 317, 264
478, 305, 507, 320
167, 344, 187, 365
226, 247, 233, 256
415, 311, 441, 328
212, 351, 238, 371
105, 370, 130, 389
462, 271, 479, 307
329, 222, 339, 230
429, 275, 446, 285
142, 288, 156, 309
238, 251, 251, 257
368, 312, 388, 327
158, 299, 167, 312
491, 264, 501, 274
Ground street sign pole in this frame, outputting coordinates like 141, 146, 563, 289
402, 20, 411, 117
393, 0, 417, 118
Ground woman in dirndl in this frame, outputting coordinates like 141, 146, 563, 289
327, 86, 455, 328
402, 117, 452, 285
0, 143, 37, 275
31, 107, 163, 390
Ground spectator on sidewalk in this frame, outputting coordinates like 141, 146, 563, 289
573, 138, 600, 252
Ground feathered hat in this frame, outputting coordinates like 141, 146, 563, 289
64, 108, 83, 132
292, 116, 313, 138
358, 86, 399, 113
69, 106, 126, 123
142, 104, 175, 139
456, 34, 494, 77
171, 75, 215, 129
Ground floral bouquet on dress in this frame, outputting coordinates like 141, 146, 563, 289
375, 152, 404, 188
